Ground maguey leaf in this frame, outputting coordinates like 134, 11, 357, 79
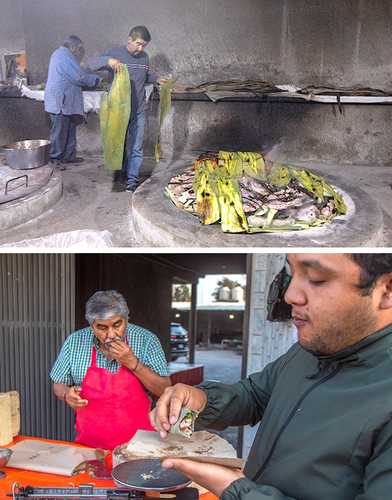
165, 151, 347, 233
155, 79, 176, 162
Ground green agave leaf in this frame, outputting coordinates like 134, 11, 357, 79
155, 79, 176, 162
100, 64, 131, 171
172, 152, 347, 234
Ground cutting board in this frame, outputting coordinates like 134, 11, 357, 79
7, 439, 97, 476
9, 391, 20, 436
118, 430, 244, 469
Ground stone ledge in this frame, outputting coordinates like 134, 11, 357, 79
131, 158, 383, 248
0, 173, 63, 231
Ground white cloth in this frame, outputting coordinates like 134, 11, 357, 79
20, 83, 155, 113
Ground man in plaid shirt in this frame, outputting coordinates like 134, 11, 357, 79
50, 290, 171, 449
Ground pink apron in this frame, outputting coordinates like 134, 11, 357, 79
75, 346, 154, 450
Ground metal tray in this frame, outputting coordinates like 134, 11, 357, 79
112, 459, 192, 492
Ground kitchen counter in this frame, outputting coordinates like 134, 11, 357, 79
0, 436, 217, 499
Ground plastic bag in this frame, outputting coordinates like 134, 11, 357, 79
0, 230, 113, 249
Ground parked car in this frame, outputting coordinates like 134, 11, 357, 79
170, 322, 189, 361
221, 338, 243, 351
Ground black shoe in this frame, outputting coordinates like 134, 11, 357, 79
112, 182, 126, 193
113, 171, 126, 183
50, 159, 66, 171
62, 157, 84, 164
126, 179, 145, 193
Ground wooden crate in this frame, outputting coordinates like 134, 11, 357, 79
0, 391, 20, 446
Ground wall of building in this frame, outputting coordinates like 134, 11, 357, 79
0, 98, 49, 146
2, 96, 392, 165
0, 254, 76, 441
20, 0, 392, 88
159, 100, 392, 165
242, 253, 297, 458
2, 1, 392, 163
0, 0, 25, 80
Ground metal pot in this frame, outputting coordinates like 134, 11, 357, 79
1, 139, 50, 169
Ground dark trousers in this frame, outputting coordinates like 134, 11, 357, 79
49, 113, 78, 161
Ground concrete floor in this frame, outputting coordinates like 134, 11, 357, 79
0, 156, 136, 247
0, 153, 391, 247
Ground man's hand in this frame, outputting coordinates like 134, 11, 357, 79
65, 386, 88, 409
157, 73, 173, 86
107, 339, 138, 369
150, 383, 207, 438
157, 79, 187, 93
107, 58, 122, 72
162, 458, 244, 497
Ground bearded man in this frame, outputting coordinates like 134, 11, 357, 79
151, 254, 392, 500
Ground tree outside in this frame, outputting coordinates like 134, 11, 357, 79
212, 277, 246, 302
172, 284, 191, 302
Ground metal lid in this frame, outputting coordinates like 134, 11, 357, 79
112, 459, 192, 492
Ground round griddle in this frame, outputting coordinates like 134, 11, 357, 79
112, 459, 192, 492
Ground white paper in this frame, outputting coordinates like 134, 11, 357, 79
8, 440, 97, 476
0, 230, 114, 249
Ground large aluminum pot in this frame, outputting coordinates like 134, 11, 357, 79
1, 140, 50, 169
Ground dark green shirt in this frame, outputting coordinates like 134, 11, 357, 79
197, 324, 392, 500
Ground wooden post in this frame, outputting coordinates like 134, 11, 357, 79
189, 282, 198, 364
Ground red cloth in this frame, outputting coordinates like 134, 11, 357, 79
75, 346, 154, 450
